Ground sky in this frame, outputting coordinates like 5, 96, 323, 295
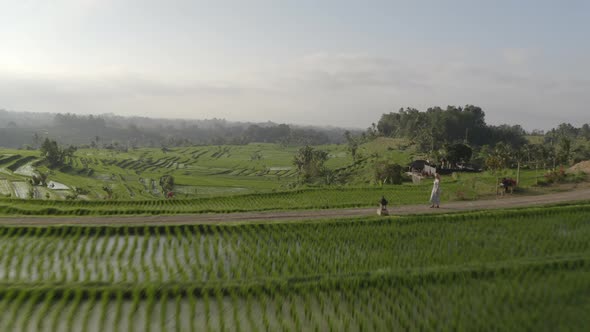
1, 0, 589, 130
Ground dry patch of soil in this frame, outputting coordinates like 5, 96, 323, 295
568, 160, 590, 174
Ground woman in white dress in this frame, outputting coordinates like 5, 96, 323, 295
430, 173, 441, 208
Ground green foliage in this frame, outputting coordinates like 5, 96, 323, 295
444, 143, 472, 166
101, 186, 113, 199
483, 142, 513, 171
485, 154, 506, 172
557, 136, 572, 165
542, 167, 586, 184
250, 151, 262, 161
31, 172, 48, 186
40, 138, 61, 167
65, 192, 78, 200
487, 124, 527, 149
159, 175, 175, 193
293, 145, 329, 182
546, 122, 590, 141
74, 187, 90, 195
39, 138, 76, 168
344, 131, 360, 161
374, 161, 404, 185
377, 105, 527, 152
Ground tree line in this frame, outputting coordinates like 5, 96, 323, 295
376, 105, 527, 151
0, 111, 357, 148
372, 105, 590, 167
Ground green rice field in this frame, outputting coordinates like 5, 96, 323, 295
0, 204, 589, 330
0, 142, 560, 216
0, 139, 517, 201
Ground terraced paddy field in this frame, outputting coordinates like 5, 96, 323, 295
0, 205, 589, 330
0, 186, 432, 216
0, 168, 572, 217
0, 144, 361, 200
0, 139, 543, 205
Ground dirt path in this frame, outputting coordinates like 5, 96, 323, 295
1, 188, 590, 226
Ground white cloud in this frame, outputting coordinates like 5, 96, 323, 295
501, 48, 532, 66
260, 52, 589, 129
270, 53, 431, 92
0, 72, 254, 120
0, 50, 588, 130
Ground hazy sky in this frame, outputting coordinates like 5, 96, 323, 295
1, 0, 589, 130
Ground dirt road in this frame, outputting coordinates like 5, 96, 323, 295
1, 188, 589, 226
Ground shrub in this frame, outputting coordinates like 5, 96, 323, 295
571, 171, 588, 182
374, 161, 403, 185
544, 167, 567, 184
74, 187, 90, 195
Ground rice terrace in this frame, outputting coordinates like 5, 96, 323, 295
1, 123, 590, 331
2, 1, 590, 330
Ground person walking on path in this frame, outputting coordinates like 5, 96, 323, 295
430, 173, 441, 208
380, 195, 388, 208
378, 195, 389, 215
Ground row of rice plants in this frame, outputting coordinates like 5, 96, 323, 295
214, 204, 588, 281
0, 185, 432, 215
210, 147, 231, 159
114, 158, 138, 169
0, 154, 21, 165
0, 262, 588, 331
0, 204, 588, 285
0, 179, 13, 196
69, 156, 82, 169
162, 157, 181, 168
101, 159, 118, 166
189, 149, 210, 163
0, 225, 229, 283
0, 208, 590, 320
130, 158, 154, 173
6, 155, 37, 172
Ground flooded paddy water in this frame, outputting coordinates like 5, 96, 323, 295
0, 231, 239, 284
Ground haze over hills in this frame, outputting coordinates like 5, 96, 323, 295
0, 109, 359, 148
2, 106, 590, 152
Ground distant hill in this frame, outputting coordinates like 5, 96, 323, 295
0, 109, 361, 148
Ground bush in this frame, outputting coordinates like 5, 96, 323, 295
544, 167, 567, 184
541, 168, 587, 185
74, 187, 90, 195
65, 193, 78, 200
374, 161, 403, 185
566, 171, 588, 183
